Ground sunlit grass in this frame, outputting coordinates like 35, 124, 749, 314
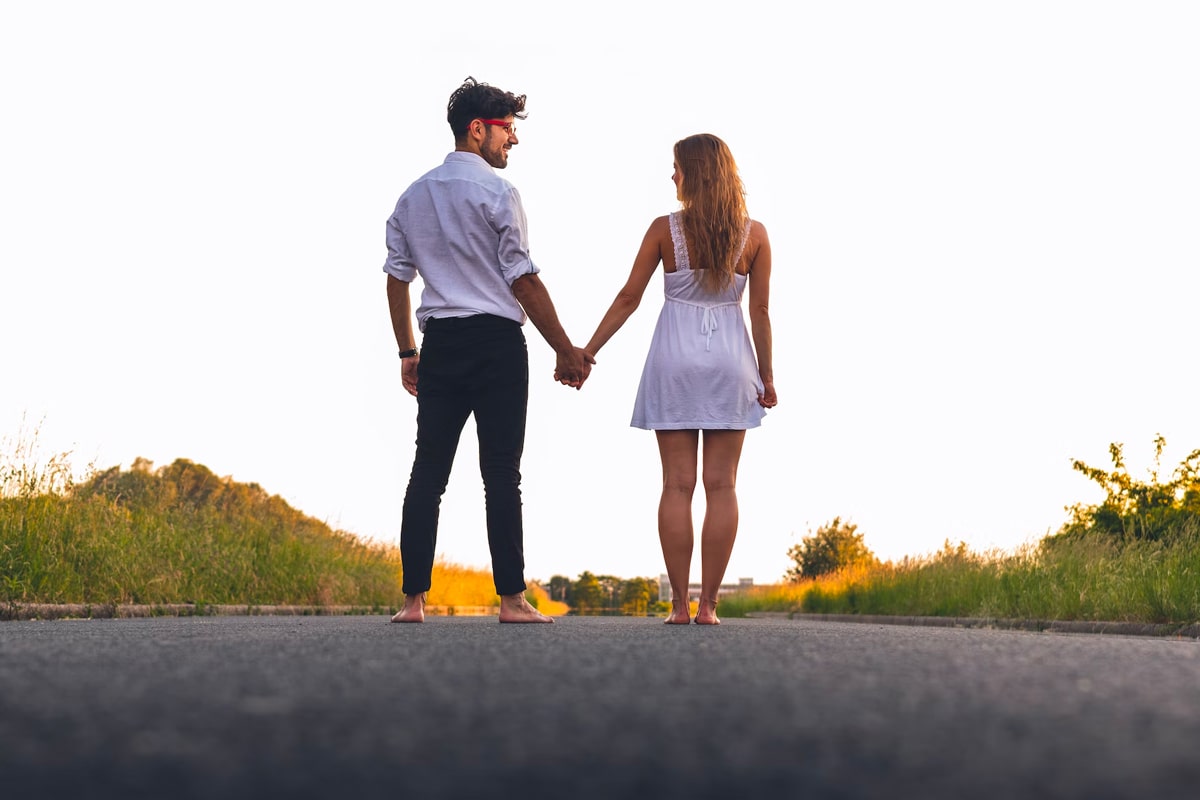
425, 558, 567, 614
427, 558, 500, 609
0, 431, 550, 614
1, 487, 406, 608
722, 533, 1200, 624
526, 582, 569, 616
9, 424, 1198, 623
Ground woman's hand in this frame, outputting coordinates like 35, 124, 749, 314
758, 380, 777, 409
553, 347, 596, 389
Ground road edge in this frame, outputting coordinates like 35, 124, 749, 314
745, 611, 1200, 639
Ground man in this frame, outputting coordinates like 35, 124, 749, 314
383, 77, 593, 623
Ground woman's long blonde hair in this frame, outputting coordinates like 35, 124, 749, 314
674, 133, 749, 293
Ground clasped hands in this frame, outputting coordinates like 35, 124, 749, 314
553, 347, 596, 390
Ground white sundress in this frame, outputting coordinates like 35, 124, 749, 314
630, 212, 767, 431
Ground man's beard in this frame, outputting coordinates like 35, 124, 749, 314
481, 139, 508, 169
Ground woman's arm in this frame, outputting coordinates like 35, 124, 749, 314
747, 222, 776, 408
583, 217, 667, 357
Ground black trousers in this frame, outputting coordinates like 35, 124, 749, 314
400, 314, 529, 596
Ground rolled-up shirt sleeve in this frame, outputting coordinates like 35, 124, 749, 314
492, 187, 540, 286
383, 210, 418, 283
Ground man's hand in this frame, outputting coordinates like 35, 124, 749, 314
553, 347, 595, 390
510, 274, 594, 390
401, 355, 419, 397
387, 276, 420, 398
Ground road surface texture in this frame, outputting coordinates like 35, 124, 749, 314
2, 615, 1198, 799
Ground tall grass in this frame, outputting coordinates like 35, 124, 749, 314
723, 530, 1200, 624
0, 434, 548, 613
11, 426, 1195, 623
1, 484, 406, 607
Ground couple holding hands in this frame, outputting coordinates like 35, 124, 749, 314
383, 77, 775, 626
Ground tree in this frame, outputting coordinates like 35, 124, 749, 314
619, 577, 657, 615
547, 575, 572, 604
786, 517, 876, 581
571, 571, 603, 613
595, 574, 622, 612
1052, 435, 1200, 544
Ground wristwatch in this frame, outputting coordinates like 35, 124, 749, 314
398, 348, 418, 359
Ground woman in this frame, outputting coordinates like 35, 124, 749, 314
583, 133, 776, 625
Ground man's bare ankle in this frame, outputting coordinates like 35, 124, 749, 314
498, 593, 553, 623
390, 592, 427, 623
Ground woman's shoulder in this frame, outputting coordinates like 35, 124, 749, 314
646, 214, 674, 237
742, 218, 771, 273
746, 218, 770, 249
645, 214, 678, 271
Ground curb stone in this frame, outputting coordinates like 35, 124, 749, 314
0, 603, 385, 621
744, 611, 1200, 640
0, 603, 502, 621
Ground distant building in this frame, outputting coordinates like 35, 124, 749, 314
658, 575, 754, 603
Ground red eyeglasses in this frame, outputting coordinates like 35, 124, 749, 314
479, 119, 517, 135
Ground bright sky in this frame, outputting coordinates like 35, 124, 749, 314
3, 2, 1198, 587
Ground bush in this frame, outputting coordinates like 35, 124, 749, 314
786, 517, 877, 581
1051, 435, 1200, 546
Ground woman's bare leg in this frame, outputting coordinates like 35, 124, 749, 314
656, 430, 699, 624
696, 430, 746, 625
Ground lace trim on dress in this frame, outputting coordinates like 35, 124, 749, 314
668, 212, 691, 271
669, 212, 752, 274
734, 219, 752, 266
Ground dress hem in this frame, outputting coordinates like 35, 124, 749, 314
630, 421, 764, 431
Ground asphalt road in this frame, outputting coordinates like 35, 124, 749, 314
1, 615, 1198, 799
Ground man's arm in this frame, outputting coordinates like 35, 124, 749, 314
510, 273, 593, 389
387, 275, 419, 397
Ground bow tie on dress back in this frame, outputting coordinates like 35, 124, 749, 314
700, 307, 719, 351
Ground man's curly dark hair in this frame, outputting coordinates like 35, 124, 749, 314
446, 76, 527, 141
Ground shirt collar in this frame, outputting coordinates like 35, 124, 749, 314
445, 151, 492, 170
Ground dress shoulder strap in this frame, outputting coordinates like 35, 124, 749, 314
733, 218, 752, 267
671, 212, 752, 272
668, 211, 691, 271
